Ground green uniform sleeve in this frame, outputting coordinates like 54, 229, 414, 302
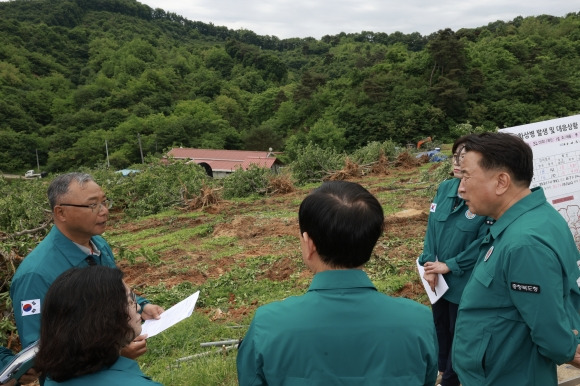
0, 346, 14, 369
418, 188, 442, 266
236, 318, 266, 386
506, 244, 577, 364
10, 272, 51, 347
137, 296, 150, 314
445, 219, 489, 275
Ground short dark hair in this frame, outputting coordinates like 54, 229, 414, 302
47, 172, 94, 210
35, 266, 135, 382
298, 181, 384, 268
462, 132, 534, 186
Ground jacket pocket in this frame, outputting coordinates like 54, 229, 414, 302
472, 265, 494, 288
480, 331, 492, 377
473, 330, 493, 378
455, 329, 492, 381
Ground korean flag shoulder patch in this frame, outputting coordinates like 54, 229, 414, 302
21, 299, 41, 316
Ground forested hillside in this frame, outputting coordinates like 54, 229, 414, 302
1, 0, 579, 172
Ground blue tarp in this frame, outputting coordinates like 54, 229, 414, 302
115, 169, 141, 176
415, 149, 448, 162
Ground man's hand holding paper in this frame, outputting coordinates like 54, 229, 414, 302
141, 291, 200, 338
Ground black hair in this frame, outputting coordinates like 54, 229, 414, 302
35, 266, 135, 382
298, 181, 384, 268
462, 132, 534, 186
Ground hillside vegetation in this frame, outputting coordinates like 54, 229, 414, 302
1, 0, 579, 173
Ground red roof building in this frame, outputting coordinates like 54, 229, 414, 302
166, 148, 282, 178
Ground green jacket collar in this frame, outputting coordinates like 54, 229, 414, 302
490, 186, 545, 240
50, 225, 98, 266
308, 269, 377, 291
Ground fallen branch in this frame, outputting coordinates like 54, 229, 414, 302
173, 344, 239, 365
0, 219, 52, 240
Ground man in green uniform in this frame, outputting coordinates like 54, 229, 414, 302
10, 172, 164, 360
419, 137, 493, 386
452, 132, 580, 385
237, 181, 438, 385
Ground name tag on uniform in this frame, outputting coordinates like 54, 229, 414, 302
511, 282, 540, 294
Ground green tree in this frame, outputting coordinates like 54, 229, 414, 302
213, 95, 246, 130
204, 47, 234, 77
306, 119, 347, 151
243, 126, 284, 151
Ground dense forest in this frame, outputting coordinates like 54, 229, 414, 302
0, 0, 579, 172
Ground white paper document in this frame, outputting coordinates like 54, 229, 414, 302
416, 259, 449, 304
141, 290, 200, 338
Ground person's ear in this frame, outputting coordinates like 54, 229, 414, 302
53, 205, 66, 222
301, 232, 317, 260
495, 171, 510, 195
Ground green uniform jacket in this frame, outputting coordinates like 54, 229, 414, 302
237, 269, 438, 386
418, 178, 491, 304
44, 356, 162, 385
0, 346, 14, 369
10, 225, 149, 347
453, 187, 580, 386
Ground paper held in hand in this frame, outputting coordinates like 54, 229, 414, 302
141, 290, 200, 338
416, 259, 449, 304
0, 339, 39, 384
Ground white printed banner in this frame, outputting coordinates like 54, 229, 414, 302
500, 114, 580, 248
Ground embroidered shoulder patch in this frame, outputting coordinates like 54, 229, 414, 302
465, 209, 476, 219
511, 282, 540, 294
430, 203, 437, 212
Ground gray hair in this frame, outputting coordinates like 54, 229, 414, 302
48, 173, 95, 210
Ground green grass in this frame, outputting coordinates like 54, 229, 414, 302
373, 274, 416, 294
197, 257, 308, 309
140, 313, 240, 386
376, 191, 406, 215
201, 237, 245, 260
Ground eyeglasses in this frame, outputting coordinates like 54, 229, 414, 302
454, 145, 467, 165
128, 290, 138, 312
453, 153, 465, 165
59, 199, 112, 213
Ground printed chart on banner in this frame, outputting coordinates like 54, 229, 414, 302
501, 114, 580, 247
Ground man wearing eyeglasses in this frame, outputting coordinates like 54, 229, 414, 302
10, 172, 164, 363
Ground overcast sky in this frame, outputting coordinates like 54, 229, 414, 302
138, 0, 577, 39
